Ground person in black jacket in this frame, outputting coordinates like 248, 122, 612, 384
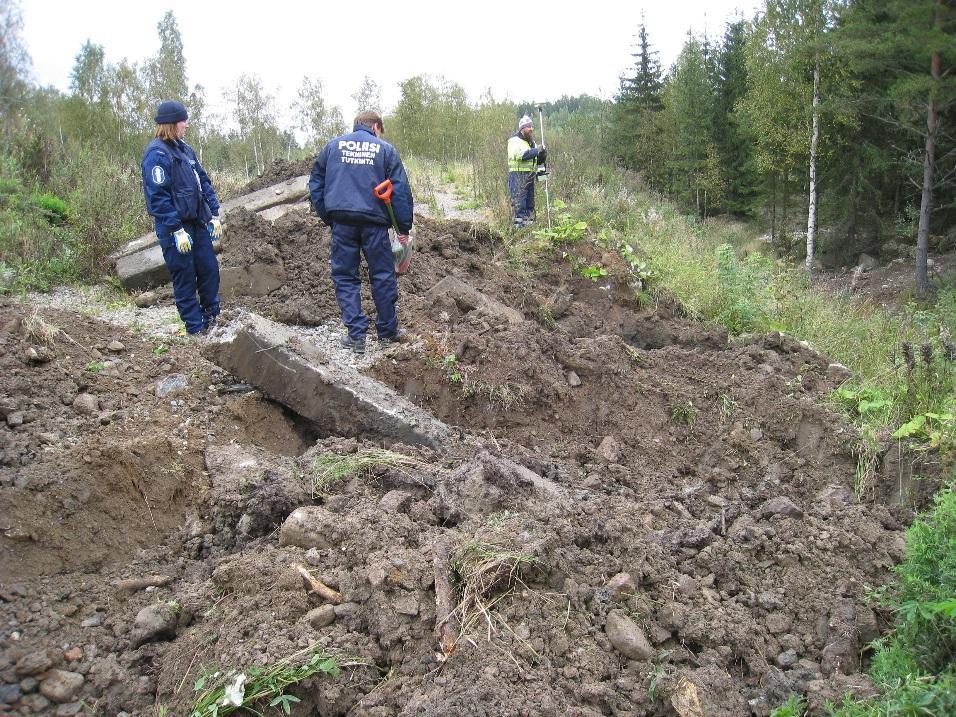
141, 100, 224, 336
309, 111, 413, 355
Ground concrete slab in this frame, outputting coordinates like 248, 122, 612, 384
219, 262, 287, 298
426, 276, 525, 325
113, 176, 309, 291
201, 312, 454, 450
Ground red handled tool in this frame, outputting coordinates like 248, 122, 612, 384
374, 179, 401, 234
374, 179, 413, 274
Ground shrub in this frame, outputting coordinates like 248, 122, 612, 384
30, 192, 69, 225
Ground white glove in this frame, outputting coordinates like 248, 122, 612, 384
173, 228, 192, 254
209, 216, 223, 239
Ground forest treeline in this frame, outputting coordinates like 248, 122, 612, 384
0, 0, 954, 292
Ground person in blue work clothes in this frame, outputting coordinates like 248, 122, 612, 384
141, 100, 224, 336
507, 115, 546, 227
309, 110, 413, 356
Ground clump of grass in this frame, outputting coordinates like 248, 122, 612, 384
770, 695, 805, 717
309, 449, 426, 496
22, 309, 61, 346
450, 539, 539, 639
190, 646, 350, 717
669, 399, 698, 427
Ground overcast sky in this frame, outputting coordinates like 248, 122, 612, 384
21, 0, 761, 128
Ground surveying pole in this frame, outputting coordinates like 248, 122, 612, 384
536, 105, 552, 230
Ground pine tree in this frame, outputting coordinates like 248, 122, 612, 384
610, 20, 664, 176
715, 19, 758, 215
836, 0, 956, 293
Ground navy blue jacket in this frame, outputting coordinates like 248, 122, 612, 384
309, 124, 414, 233
142, 138, 220, 235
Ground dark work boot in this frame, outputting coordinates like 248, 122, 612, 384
378, 329, 408, 346
340, 334, 366, 355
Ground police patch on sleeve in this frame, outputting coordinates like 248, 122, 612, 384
150, 165, 166, 185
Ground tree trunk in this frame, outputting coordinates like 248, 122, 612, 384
771, 172, 777, 245
806, 64, 821, 273
916, 0, 942, 294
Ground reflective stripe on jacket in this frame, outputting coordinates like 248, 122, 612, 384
507, 132, 538, 172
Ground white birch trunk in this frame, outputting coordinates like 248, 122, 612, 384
806, 64, 820, 273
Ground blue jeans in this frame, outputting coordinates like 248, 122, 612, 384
330, 223, 398, 341
159, 220, 220, 334
508, 171, 535, 223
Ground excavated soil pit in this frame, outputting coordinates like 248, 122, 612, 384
0, 167, 938, 717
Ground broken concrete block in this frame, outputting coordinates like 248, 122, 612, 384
112, 176, 309, 291
426, 276, 524, 325
201, 312, 453, 449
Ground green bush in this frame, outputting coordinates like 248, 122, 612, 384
883, 488, 956, 673
829, 489, 956, 716
30, 192, 69, 225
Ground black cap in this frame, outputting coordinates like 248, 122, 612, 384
155, 100, 188, 124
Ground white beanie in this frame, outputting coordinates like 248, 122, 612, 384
518, 115, 533, 130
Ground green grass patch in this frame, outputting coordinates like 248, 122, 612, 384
189, 646, 349, 717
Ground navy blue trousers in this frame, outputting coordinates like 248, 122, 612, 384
508, 171, 535, 223
330, 223, 398, 341
159, 219, 220, 334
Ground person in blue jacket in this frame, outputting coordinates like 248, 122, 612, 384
309, 110, 413, 356
141, 100, 224, 336
507, 115, 546, 227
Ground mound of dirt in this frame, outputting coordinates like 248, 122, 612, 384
0, 163, 923, 716
240, 158, 314, 195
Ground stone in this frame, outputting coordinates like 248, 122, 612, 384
106, 341, 125, 353
821, 638, 858, 676
304, 605, 336, 629
81, 614, 103, 628
39, 669, 84, 703
856, 253, 879, 272
155, 374, 189, 398
597, 436, 621, 463
19, 677, 38, 693
757, 496, 803, 519
63, 647, 83, 662
56, 703, 83, 717
0, 682, 22, 704
392, 593, 419, 616
605, 573, 636, 601
279, 506, 336, 550
130, 604, 178, 647
567, 371, 582, 387
14, 650, 53, 677
71, 393, 99, 416
21, 693, 50, 712
379, 490, 413, 514
6, 411, 24, 428
605, 609, 654, 661
134, 291, 159, 308
776, 650, 798, 668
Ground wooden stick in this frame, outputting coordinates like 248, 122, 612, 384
433, 538, 458, 657
293, 563, 343, 604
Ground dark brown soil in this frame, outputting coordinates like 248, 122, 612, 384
0, 162, 925, 717
239, 158, 314, 195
